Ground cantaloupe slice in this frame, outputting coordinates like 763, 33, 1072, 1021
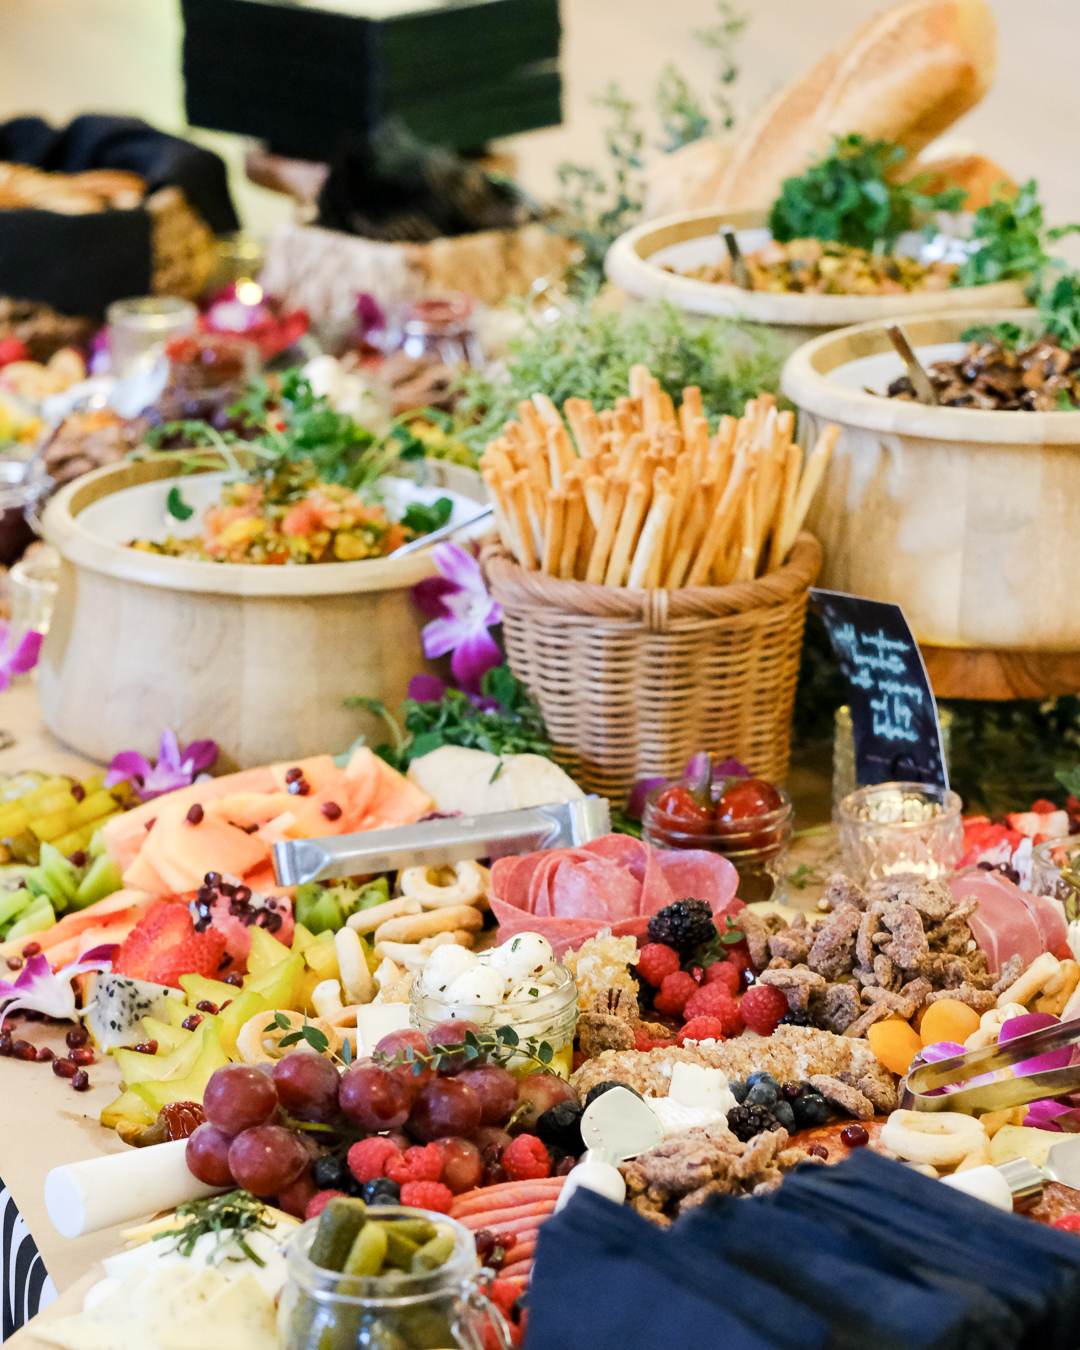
281, 773, 372, 839
269, 756, 339, 793
123, 846, 173, 898
206, 792, 295, 831
148, 801, 269, 894
346, 747, 433, 829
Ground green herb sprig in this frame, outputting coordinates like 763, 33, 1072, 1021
374, 1024, 556, 1076
769, 134, 965, 254
153, 1190, 275, 1266
269, 1010, 353, 1067
692, 915, 746, 968
953, 180, 1080, 288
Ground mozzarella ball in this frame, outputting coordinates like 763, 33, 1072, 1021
421, 944, 478, 996
443, 964, 510, 1007
488, 932, 555, 984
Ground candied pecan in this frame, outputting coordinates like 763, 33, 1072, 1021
856, 910, 881, 968
767, 956, 793, 970
808, 1074, 875, 1120
822, 874, 867, 912
992, 955, 1025, 997
899, 976, 933, 1008
856, 1073, 899, 1114
873, 953, 902, 991
819, 982, 862, 1034
902, 878, 955, 923
924, 984, 996, 1013
843, 1002, 896, 1038
808, 905, 862, 980
759, 965, 827, 1011
861, 987, 917, 1019
768, 928, 812, 965
577, 1012, 636, 1057
880, 904, 929, 970
592, 986, 639, 1023
740, 909, 782, 971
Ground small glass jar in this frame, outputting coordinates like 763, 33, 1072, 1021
410, 963, 578, 1079
9, 545, 60, 635
107, 296, 198, 378
1030, 837, 1080, 914
837, 781, 963, 883
280, 1208, 511, 1350
642, 777, 793, 903
394, 295, 483, 368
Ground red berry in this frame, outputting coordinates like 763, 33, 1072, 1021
677, 1016, 726, 1046
386, 1143, 443, 1185
633, 1027, 653, 1051
1052, 1214, 1080, 1233
653, 970, 699, 1016
808, 1144, 829, 1160
501, 1134, 550, 1181
841, 1125, 869, 1149
399, 1180, 453, 1213
704, 961, 740, 994
714, 778, 783, 826
739, 984, 789, 1036
635, 943, 681, 987
347, 1136, 403, 1184
683, 983, 744, 1035
306, 1189, 347, 1220
655, 785, 713, 829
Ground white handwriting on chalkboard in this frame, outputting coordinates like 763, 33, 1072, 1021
835, 626, 921, 742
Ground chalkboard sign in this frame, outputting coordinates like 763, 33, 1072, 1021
810, 588, 948, 790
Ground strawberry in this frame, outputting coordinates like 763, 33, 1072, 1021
113, 901, 228, 987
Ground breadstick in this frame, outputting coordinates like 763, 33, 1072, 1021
605, 477, 649, 586
374, 904, 485, 946
502, 421, 525, 452
546, 422, 577, 484
507, 472, 538, 569
629, 489, 674, 589
679, 386, 703, 439
484, 469, 524, 564
768, 442, 803, 572
586, 478, 627, 583
685, 446, 750, 586
733, 486, 758, 582
518, 399, 547, 448
617, 431, 646, 479
584, 475, 607, 531
629, 364, 651, 404
541, 490, 566, 575
781, 423, 840, 556
531, 391, 563, 428
559, 483, 585, 580
665, 491, 708, 588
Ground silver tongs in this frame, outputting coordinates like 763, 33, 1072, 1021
901, 1017, 1080, 1115
272, 796, 610, 887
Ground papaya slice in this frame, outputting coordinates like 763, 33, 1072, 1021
269, 755, 339, 793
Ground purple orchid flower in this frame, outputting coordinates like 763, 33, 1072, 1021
0, 943, 116, 1029
0, 622, 42, 693
408, 673, 449, 704
105, 729, 218, 803
1024, 1099, 1080, 1132
413, 543, 502, 695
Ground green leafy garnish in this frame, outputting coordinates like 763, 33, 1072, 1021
786, 862, 821, 891
1056, 765, 1080, 798
953, 180, 1080, 288
152, 1190, 274, 1266
769, 134, 965, 254
273, 1010, 330, 1055
165, 485, 194, 521
400, 496, 453, 537
375, 1024, 556, 1076
959, 321, 1030, 350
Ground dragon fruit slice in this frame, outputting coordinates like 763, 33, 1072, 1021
84, 973, 172, 1051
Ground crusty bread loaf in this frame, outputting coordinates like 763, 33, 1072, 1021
897, 151, 1016, 211
704, 0, 996, 213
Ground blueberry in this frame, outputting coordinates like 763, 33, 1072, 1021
771, 1100, 796, 1131
312, 1155, 345, 1190
747, 1081, 779, 1107
728, 1080, 750, 1104
362, 1177, 401, 1205
792, 1093, 831, 1129
746, 1072, 779, 1089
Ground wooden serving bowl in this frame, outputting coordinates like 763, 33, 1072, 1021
781, 310, 1080, 686
37, 458, 487, 770
604, 207, 1027, 353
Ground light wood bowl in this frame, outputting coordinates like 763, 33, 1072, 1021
604, 207, 1028, 353
781, 309, 1080, 656
37, 458, 487, 770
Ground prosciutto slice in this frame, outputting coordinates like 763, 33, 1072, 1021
952, 871, 1065, 974
489, 833, 741, 958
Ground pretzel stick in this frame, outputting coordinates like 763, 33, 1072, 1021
605, 478, 649, 586
559, 483, 585, 580
781, 423, 840, 557
628, 488, 674, 589
541, 490, 566, 575
768, 442, 803, 572
586, 479, 626, 583
507, 472, 538, 570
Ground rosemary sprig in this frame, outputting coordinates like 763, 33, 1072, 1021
374, 1024, 556, 1075
152, 1190, 276, 1267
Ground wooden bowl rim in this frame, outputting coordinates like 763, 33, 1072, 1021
604, 206, 1029, 325
780, 308, 1080, 445
40, 457, 486, 596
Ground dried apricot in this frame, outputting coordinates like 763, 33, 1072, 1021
919, 999, 981, 1048
867, 1018, 924, 1075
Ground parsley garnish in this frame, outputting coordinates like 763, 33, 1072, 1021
152, 1190, 275, 1267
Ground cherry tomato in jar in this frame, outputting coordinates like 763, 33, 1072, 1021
714, 778, 783, 826
654, 786, 714, 829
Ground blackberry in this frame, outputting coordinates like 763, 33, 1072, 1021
537, 1101, 585, 1156
726, 1103, 781, 1142
647, 899, 716, 956
778, 1008, 813, 1027
584, 1080, 642, 1110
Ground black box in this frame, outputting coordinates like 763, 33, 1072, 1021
181, 0, 562, 161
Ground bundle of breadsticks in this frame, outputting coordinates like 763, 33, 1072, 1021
479, 365, 839, 589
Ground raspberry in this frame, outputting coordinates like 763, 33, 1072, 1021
400, 1180, 453, 1213
306, 1189, 347, 1219
739, 983, 789, 1036
633, 1026, 653, 1051
677, 1016, 726, 1046
653, 970, 699, 1016
684, 982, 744, 1035
347, 1136, 403, 1183
635, 943, 681, 987
387, 1143, 443, 1185
1052, 1214, 1080, 1234
705, 961, 740, 994
726, 948, 753, 975
502, 1134, 551, 1181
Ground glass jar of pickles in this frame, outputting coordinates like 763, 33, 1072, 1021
281, 1205, 511, 1350
410, 932, 578, 1079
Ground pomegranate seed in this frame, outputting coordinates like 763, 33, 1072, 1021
182, 1015, 202, 1031
71, 1070, 90, 1091
53, 1057, 78, 1078
808, 1143, 829, 1160
223, 972, 243, 987
68, 850, 87, 868
195, 1000, 218, 1014
144, 817, 156, 831
840, 1125, 869, 1149
0, 1036, 12, 1057
186, 804, 204, 825
12, 1040, 36, 1060
66, 1026, 89, 1048
7, 957, 23, 971
219, 1000, 232, 1011
205, 872, 222, 886
71, 783, 86, 802
36, 1046, 55, 1062
68, 1046, 95, 1066
133, 1041, 158, 1055
321, 801, 342, 821
21, 942, 42, 957
287, 777, 311, 796
285, 767, 303, 783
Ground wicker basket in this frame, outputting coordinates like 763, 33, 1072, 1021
482, 534, 822, 798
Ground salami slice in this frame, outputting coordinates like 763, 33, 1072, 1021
655, 849, 741, 921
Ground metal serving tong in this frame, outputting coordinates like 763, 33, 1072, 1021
720, 227, 753, 290
885, 323, 939, 406
386, 503, 494, 560
901, 1017, 1080, 1115
272, 795, 611, 887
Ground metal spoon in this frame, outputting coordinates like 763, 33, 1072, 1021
721, 227, 753, 291
885, 324, 939, 406
386, 502, 494, 559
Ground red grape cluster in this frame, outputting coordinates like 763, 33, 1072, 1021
186, 1021, 584, 1216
